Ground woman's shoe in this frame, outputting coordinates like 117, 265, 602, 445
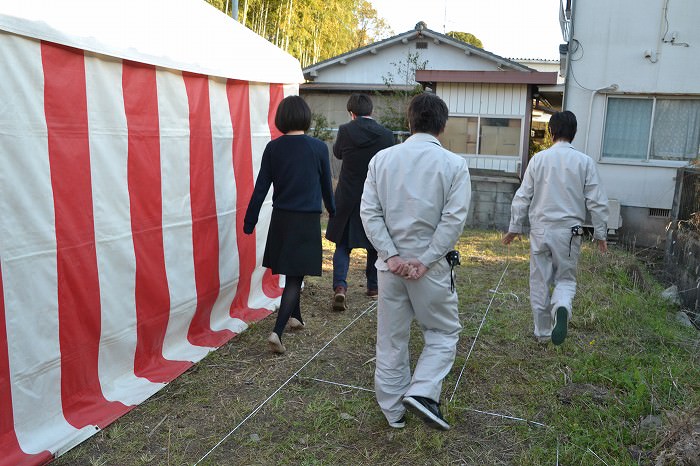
287, 317, 305, 331
267, 332, 286, 354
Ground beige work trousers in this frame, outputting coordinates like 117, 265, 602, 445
529, 226, 581, 338
374, 259, 461, 424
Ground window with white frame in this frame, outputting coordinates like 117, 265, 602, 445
602, 97, 700, 162
441, 116, 521, 156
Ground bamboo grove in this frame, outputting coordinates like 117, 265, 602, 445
205, 0, 392, 67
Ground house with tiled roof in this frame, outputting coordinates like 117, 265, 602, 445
301, 22, 557, 178
301, 22, 559, 229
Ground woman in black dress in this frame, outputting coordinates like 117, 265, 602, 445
244, 96, 335, 354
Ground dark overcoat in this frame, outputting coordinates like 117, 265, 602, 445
326, 117, 394, 248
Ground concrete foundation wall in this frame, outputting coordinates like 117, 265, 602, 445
618, 206, 669, 248
466, 172, 520, 230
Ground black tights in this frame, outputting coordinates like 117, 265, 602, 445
273, 275, 304, 338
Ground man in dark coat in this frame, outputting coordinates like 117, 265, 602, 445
326, 94, 394, 311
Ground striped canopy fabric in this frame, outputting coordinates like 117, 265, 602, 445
0, 30, 293, 464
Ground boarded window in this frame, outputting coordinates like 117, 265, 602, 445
440, 116, 521, 156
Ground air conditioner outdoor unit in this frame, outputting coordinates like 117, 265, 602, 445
584, 199, 622, 235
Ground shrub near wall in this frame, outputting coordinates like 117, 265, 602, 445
665, 228, 700, 325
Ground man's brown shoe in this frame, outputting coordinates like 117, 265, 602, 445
366, 289, 378, 298
332, 286, 347, 312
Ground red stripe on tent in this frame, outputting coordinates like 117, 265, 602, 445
267, 84, 284, 140
227, 80, 272, 322
123, 61, 192, 382
261, 84, 285, 298
0, 266, 53, 466
182, 72, 234, 347
42, 41, 127, 428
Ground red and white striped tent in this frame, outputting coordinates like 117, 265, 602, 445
0, 0, 303, 463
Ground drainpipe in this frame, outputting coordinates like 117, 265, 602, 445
521, 85, 534, 178
561, 0, 575, 110
583, 84, 619, 155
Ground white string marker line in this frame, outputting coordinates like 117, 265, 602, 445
193, 301, 377, 466
449, 260, 510, 402
305, 377, 375, 393
304, 377, 549, 429
586, 447, 610, 466
460, 407, 548, 428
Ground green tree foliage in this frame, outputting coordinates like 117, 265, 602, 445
205, 0, 392, 67
309, 113, 334, 141
529, 125, 553, 157
205, 0, 235, 16
377, 51, 428, 132
353, 1, 392, 50
446, 31, 483, 49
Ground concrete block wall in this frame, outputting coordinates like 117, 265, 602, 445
466, 172, 520, 230
329, 164, 520, 232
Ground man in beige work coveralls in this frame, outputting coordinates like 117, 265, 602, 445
361, 93, 471, 431
503, 110, 609, 346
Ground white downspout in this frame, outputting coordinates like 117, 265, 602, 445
584, 84, 619, 155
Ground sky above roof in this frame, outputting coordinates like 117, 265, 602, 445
370, 0, 564, 60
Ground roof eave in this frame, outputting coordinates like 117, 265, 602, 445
415, 70, 558, 85
302, 26, 534, 78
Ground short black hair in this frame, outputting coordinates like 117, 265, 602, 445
548, 110, 577, 142
346, 93, 373, 116
407, 93, 449, 136
275, 95, 312, 133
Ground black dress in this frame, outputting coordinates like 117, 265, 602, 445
244, 134, 335, 276
263, 209, 322, 276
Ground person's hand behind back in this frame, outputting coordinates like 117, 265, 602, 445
502, 232, 519, 245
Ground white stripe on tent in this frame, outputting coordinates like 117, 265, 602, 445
247, 83, 277, 309
158, 69, 214, 361
85, 53, 165, 404
0, 31, 93, 453
208, 78, 248, 334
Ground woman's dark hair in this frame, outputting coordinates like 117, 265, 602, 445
548, 110, 577, 142
407, 93, 449, 136
346, 93, 373, 116
275, 95, 312, 133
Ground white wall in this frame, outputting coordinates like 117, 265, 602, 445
564, 0, 700, 209
438, 83, 528, 174
315, 41, 501, 85
517, 59, 563, 84
440, 83, 528, 116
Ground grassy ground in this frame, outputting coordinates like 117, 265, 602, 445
55, 230, 699, 465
